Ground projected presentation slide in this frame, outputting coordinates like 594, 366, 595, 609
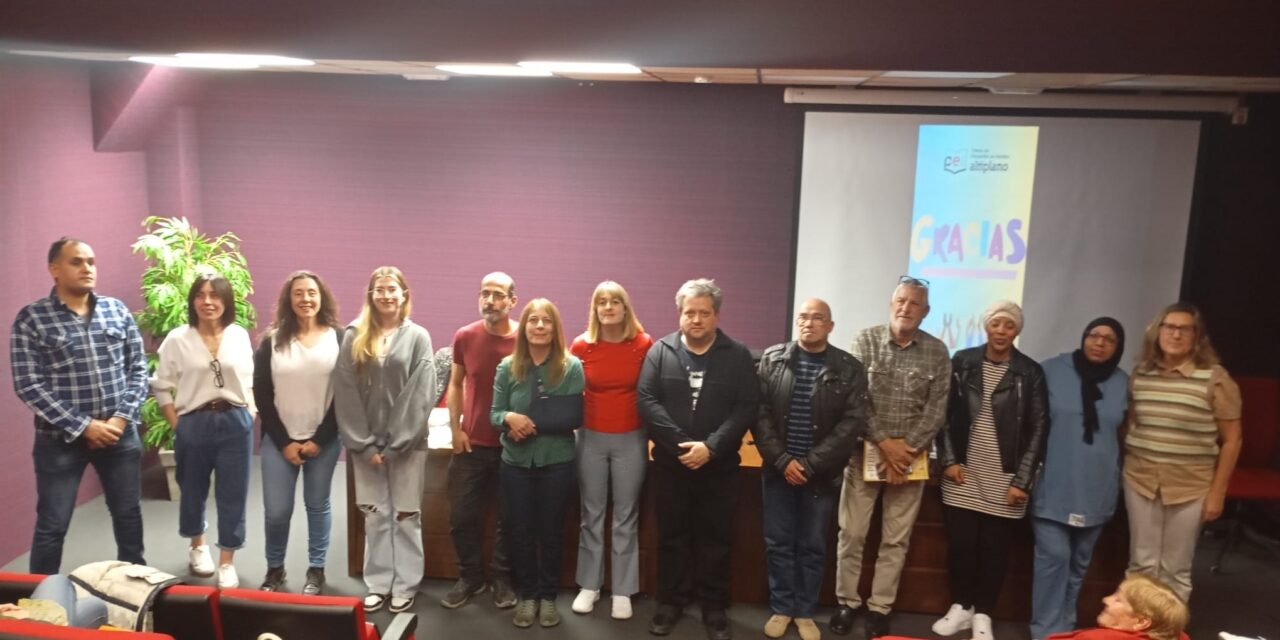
794, 112, 1200, 360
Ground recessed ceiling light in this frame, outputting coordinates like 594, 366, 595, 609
176, 53, 314, 67
517, 61, 641, 74
882, 71, 1012, 79
129, 55, 261, 69
436, 64, 553, 77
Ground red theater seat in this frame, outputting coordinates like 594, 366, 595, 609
152, 585, 220, 640
216, 589, 415, 640
1212, 375, 1280, 572
0, 619, 174, 639
0, 573, 43, 608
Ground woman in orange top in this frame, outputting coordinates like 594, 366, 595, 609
569, 281, 654, 620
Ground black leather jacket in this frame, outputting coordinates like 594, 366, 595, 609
754, 342, 868, 493
936, 345, 1049, 491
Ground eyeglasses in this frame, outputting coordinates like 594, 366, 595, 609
370, 287, 401, 296
209, 359, 225, 388
479, 290, 509, 301
1159, 322, 1195, 336
898, 275, 930, 288
796, 314, 829, 325
1085, 331, 1118, 345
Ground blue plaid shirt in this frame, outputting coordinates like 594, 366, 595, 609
10, 289, 149, 442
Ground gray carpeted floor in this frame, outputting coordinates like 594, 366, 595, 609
4, 459, 1278, 640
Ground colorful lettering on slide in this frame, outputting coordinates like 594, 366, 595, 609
907, 125, 1040, 351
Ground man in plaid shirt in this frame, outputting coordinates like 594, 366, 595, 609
10, 238, 149, 573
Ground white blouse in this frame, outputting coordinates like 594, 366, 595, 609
152, 324, 254, 414
272, 328, 338, 440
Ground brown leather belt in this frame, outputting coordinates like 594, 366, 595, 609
196, 399, 237, 412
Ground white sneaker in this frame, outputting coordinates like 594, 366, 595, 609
971, 613, 994, 640
188, 545, 215, 577
931, 603, 975, 636
216, 563, 239, 589
571, 588, 600, 614
611, 595, 633, 620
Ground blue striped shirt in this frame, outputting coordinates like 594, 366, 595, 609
10, 290, 149, 441
785, 349, 826, 457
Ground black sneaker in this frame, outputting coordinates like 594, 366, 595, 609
703, 608, 732, 640
865, 611, 891, 639
440, 579, 487, 609
491, 577, 518, 609
649, 603, 682, 636
302, 567, 325, 595
259, 567, 286, 592
829, 605, 858, 636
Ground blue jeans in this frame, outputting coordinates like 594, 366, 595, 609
31, 426, 144, 574
260, 437, 341, 568
1030, 517, 1106, 639
762, 473, 838, 618
175, 407, 253, 549
30, 575, 108, 628
500, 460, 575, 600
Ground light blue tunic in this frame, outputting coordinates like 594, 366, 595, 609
1030, 352, 1129, 527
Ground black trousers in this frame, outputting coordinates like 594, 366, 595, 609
944, 505, 1019, 614
446, 445, 512, 583
654, 462, 739, 610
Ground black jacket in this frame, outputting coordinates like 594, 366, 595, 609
253, 328, 343, 452
638, 329, 757, 471
754, 341, 868, 493
936, 345, 1049, 491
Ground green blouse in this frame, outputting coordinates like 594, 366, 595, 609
490, 355, 585, 467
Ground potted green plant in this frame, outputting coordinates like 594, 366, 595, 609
132, 216, 256, 499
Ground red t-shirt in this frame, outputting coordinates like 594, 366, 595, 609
452, 319, 516, 448
570, 332, 654, 433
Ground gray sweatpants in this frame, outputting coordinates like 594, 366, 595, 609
575, 428, 647, 595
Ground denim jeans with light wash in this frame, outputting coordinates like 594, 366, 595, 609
31, 425, 144, 574
30, 574, 108, 628
260, 436, 342, 568
762, 473, 838, 618
175, 407, 253, 549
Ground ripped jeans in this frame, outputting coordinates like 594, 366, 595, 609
350, 448, 427, 599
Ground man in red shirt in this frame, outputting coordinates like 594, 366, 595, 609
441, 272, 519, 610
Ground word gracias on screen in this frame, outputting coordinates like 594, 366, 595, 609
910, 215, 1027, 264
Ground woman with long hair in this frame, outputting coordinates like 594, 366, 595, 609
254, 271, 344, 594
334, 267, 435, 613
569, 282, 653, 620
1123, 302, 1242, 601
1030, 317, 1128, 638
491, 299, 584, 628
152, 273, 257, 589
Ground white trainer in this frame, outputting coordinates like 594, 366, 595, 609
188, 545, 215, 577
216, 563, 240, 589
571, 589, 600, 614
972, 613, 994, 640
931, 603, 975, 636
611, 595, 633, 620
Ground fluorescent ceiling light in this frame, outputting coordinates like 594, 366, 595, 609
129, 55, 261, 69
176, 53, 314, 67
402, 73, 451, 81
517, 61, 641, 74
436, 64, 552, 77
881, 71, 1011, 79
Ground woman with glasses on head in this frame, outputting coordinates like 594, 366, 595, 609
491, 299, 585, 629
933, 301, 1048, 640
253, 271, 344, 595
152, 273, 257, 590
1123, 302, 1242, 602
568, 281, 653, 620
334, 267, 435, 614
1029, 318, 1128, 639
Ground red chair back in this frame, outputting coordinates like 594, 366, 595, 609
216, 588, 374, 640
1235, 375, 1280, 468
0, 618, 174, 639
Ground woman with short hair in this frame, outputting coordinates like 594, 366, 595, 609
1123, 302, 1242, 602
334, 266, 435, 614
152, 273, 257, 590
1046, 574, 1189, 640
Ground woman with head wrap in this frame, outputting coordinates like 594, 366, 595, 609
933, 301, 1050, 640
1029, 318, 1128, 639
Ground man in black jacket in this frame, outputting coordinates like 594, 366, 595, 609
639, 278, 756, 640
755, 298, 868, 640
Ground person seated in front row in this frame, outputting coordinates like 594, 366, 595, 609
1046, 573, 1188, 640
0, 574, 108, 628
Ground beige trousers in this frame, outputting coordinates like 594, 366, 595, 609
1123, 483, 1204, 602
834, 464, 927, 614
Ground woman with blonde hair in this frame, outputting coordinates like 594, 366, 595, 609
1123, 302, 1242, 601
334, 266, 435, 614
1046, 573, 1189, 640
491, 299, 585, 628
568, 281, 654, 620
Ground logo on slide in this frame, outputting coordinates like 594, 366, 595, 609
943, 150, 967, 174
